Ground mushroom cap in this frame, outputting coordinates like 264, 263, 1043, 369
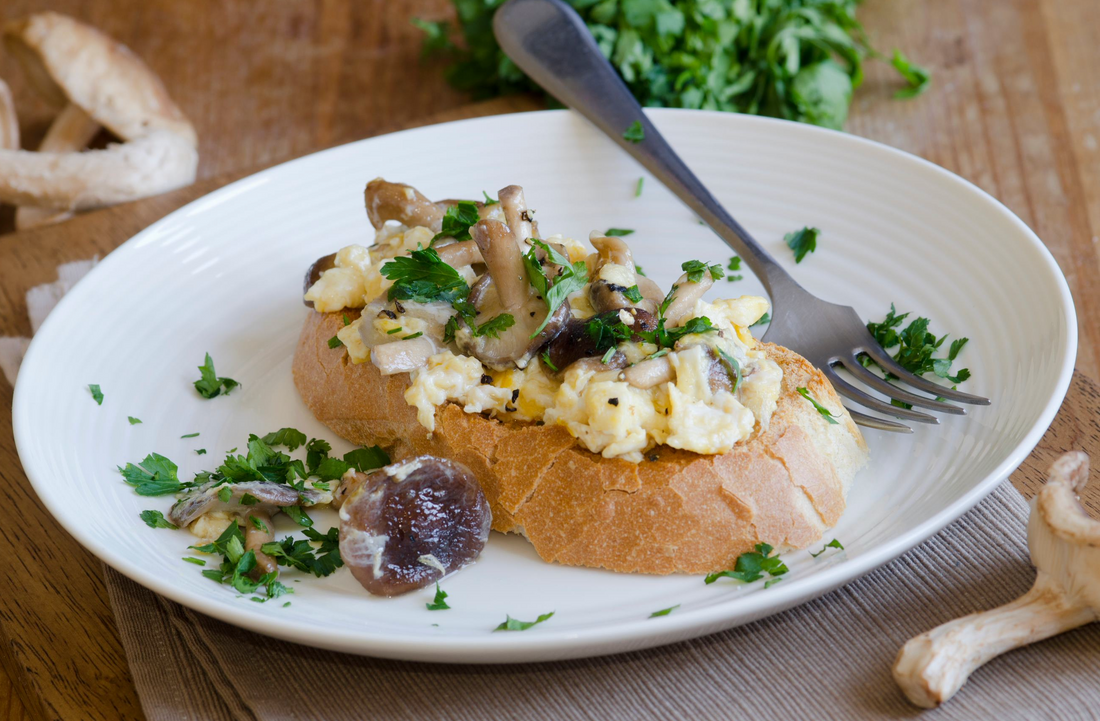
2, 12, 197, 146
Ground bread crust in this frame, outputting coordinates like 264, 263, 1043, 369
294, 309, 868, 574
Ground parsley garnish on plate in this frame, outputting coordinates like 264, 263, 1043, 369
522, 239, 589, 337
649, 605, 680, 618
139, 510, 177, 529
797, 387, 839, 424
635, 177, 644, 197
128, 416, 142, 425
195, 449, 207, 455
891, 50, 931, 99
194, 353, 239, 399
705, 543, 789, 585
119, 453, 182, 496
681, 259, 724, 283
494, 611, 554, 631
181, 432, 200, 439
622, 121, 645, 143
261, 427, 308, 451
261, 527, 344, 578
784, 227, 819, 263
344, 445, 391, 473
182, 557, 206, 566
811, 539, 845, 558
88, 384, 104, 405
426, 583, 451, 611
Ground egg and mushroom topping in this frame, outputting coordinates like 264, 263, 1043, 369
304, 180, 782, 462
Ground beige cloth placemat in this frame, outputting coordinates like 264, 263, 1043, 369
104, 481, 1100, 721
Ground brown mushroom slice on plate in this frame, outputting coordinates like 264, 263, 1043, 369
0, 13, 198, 211
338, 456, 491, 597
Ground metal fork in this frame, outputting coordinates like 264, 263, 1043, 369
493, 0, 990, 432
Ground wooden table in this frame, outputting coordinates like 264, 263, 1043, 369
1, 0, 1098, 718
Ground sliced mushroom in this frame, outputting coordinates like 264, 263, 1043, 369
302, 253, 336, 308
498, 184, 534, 247
369, 335, 441, 375
470, 219, 528, 309
0, 13, 198, 211
0, 78, 17, 150
338, 456, 491, 597
14, 103, 101, 229
168, 480, 324, 528
545, 308, 657, 372
636, 275, 665, 306
623, 355, 673, 389
663, 271, 714, 327
588, 235, 657, 314
364, 178, 446, 231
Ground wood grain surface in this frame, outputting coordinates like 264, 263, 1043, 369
0, 0, 1098, 718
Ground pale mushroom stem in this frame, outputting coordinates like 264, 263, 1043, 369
244, 511, 278, 575
893, 572, 1095, 708
16, 103, 101, 229
363, 178, 445, 231
470, 219, 529, 310
663, 271, 714, 326
435, 239, 483, 268
498, 184, 533, 248
0, 78, 18, 150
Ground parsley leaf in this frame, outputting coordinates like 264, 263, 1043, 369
891, 49, 931, 99
327, 335, 343, 349
649, 605, 680, 618
262, 428, 308, 452
314, 456, 350, 481
863, 304, 973, 403
622, 121, 645, 143
750, 312, 770, 328
784, 227, 819, 264
635, 177, 644, 197
262, 533, 343, 577
194, 353, 239, 399
494, 611, 554, 631
482, 190, 499, 205
119, 453, 182, 496
682, 259, 724, 282
622, 285, 644, 303
426, 583, 451, 611
717, 349, 742, 393
181, 432, 200, 438
88, 384, 104, 405
128, 416, 142, 425
432, 200, 481, 243
467, 313, 516, 339
811, 539, 845, 558
284, 506, 314, 528
380, 247, 470, 304
523, 239, 589, 337
606, 228, 634, 237
705, 543, 789, 584
344, 446, 390, 473
139, 510, 177, 529
541, 350, 558, 372
797, 387, 839, 424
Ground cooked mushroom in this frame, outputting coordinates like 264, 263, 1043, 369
338, 456, 491, 597
168, 480, 324, 528
364, 178, 447, 231
302, 253, 336, 308
243, 510, 277, 575
498, 184, 534, 247
663, 270, 714, 326
0, 78, 17, 150
454, 219, 568, 369
588, 235, 657, 314
435, 239, 483, 268
623, 355, 673, 389
0, 13, 198, 211
544, 308, 657, 372
14, 104, 100, 229
369, 335, 442, 375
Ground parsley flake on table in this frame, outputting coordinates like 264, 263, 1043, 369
139, 510, 177, 529
128, 416, 142, 425
194, 353, 239, 399
705, 543, 789, 585
797, 387, 839, 424
784, 226, 819, 263
494, 611, 554, 631
811, 539, 845, 558
426, 583, 451, 611
649, 605, 680, 618
88, 384, 104, 405
891, 49, 931, 99
622, 120, 645, 143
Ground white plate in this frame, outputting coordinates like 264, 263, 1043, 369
13, 110, 1076, 663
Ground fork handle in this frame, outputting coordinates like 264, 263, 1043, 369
493, 0, 799, 297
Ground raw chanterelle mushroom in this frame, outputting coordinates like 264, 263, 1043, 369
0, 12, 197, 215
893, 451, 1100, 707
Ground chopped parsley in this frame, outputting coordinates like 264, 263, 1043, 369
726, 256, 743, 282
634, 264, 646, 277
494, 611, 554, 631
381, 246, 470, 304
196, 449, 207, 455
284, 505, 314, 528
649, 605, 680, 618
181, 432, 200, 438
784, 226, 819, 263
681, 259, 724, 282
262, 428, 308, 451
218, 486, 232, 503
426, 583, 451, 611
541, 349, 558, 372
622, 285, 644, 303
622, 120, 645, 143
522, 238, 589, 337
797, 387, 839, 424
182, 557, 206, 566
139, 510, 177, 529
327, 335, 343, 349
128, 416, 142, 425
717, 349, 742, 393
811, 539, 845, 558
467, 313, 516, 339
194, 353, 239, 399
705, 543, 789, 584
891, 50, 931, 99
432, 200, 480, 243
249, 515, 270, 533
482, 190, 499, 205
119, 453, 182, 496
88, 384, 104, 405
605, 228, 634, 237
261, 527, 343, 578
635, 177, 644, 197
344, 446, 391, 473
600, 347, 617, 364
343, 314, 351, 326
750, 312, 770, 328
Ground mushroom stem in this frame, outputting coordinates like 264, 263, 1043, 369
15, 103, 100, 228
470, 219, 529, 310
244, 511, 278, 575
0, 130, 197, 210
435, 239, 483, 268
623, 356, 674, 389
0, 78, 18, 150
1038, 451, 1100, 544
370, 336, 440, 375
893, 572, 1094, 708
663, 271, 714, 327
364, 178, 446, 231
498, 184, 533, 247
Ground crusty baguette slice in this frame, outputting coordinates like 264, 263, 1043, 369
293, 309, 869, 574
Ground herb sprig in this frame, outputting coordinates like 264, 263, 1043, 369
705, 543, 789, 585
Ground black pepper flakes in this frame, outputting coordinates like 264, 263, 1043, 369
480, 374, 493, 385
648, 454, 660, 462
505, 405, 517, 413
608, 398, 620, 406
394, 301, 406, 314
511, 389, 520, 403
379, 309, 397, 320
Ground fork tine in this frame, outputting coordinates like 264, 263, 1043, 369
823, 367, 940, 424
845, 408, 914, 433
859, 343, 990, 405
836, 357, 966, 415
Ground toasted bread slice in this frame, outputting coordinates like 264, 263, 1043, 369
293, 309, 868, 574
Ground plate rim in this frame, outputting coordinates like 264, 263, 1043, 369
12, 108, 1078, 662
